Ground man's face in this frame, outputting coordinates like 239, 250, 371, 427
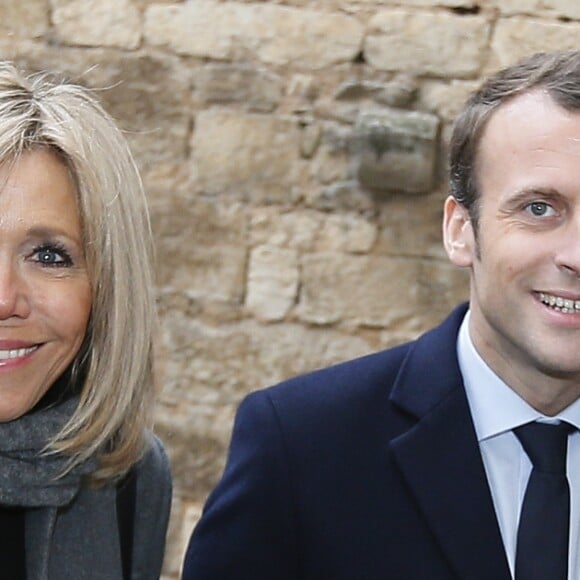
444, 90, 580, 414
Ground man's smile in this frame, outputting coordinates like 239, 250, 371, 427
539, 292, 580, 313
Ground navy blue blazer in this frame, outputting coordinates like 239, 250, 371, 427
183, 304, 512, 579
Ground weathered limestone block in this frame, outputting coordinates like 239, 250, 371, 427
306, 124, 352, 188
250, 208, 322, 251
135, 0, 175, 6
287, 73, 319, 101
490, 0, 580, 19
418, 80, 480, 122
335, 77, 418, 109
356, 0, 473, 4
300, 124, 323, 159
51, 0, 141, 49
298, 253, 467, 329
307, 181, 377, 214
155, 411, 232, 497
316, 214, 378, 254
193, 110, 302, 203
152, 198, 247, 303
315, 100, 361, 125
249, 209, 377, 254
194, 64, 283, 113
491, 18, 580, 68
365, 10, 490, 78
246, 245, 299, 321
160, 316, 373, 408
0, 0, 48, 38
144, 1, 363, 68
352, 109, 440, 194
376, 193, 448, 259
79, 53, 192, 163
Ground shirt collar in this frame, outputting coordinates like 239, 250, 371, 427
457, 310, 580, 441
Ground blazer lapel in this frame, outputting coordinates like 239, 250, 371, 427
389, 305, 511, 580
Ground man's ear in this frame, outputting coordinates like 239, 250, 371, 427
442, 196, 475, 267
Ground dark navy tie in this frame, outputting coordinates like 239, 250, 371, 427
514, 422, 574, 580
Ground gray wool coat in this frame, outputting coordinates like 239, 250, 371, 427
25, 434, 172, 580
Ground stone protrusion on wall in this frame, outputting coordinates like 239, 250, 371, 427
351, 109, 440, 194
334, 76, 418, 109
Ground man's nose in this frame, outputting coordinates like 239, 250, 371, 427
0, 260, 31, 320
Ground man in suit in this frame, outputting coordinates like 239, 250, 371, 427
183, 50, 580, 579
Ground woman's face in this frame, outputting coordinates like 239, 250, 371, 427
0, 149, 91, 421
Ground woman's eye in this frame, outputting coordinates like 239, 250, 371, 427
31, 245, 73, 267
526, 202, 557, 217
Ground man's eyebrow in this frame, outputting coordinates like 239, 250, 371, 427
508, 187, 563, 200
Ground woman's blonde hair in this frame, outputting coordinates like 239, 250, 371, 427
0, 62, 157, 484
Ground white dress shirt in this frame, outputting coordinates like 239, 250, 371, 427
457, 311, 580, 579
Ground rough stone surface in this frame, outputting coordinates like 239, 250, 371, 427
78, 53, 192, 164
246, 245, 300, 321
250, 208, 322, 251
249, 208, 377, 254
307, 181, 378, 214
418, 80, 481, 122
193, 110, 303, 203
194, 64, 283, 113
317, 214, 378, 254
334, 77, 418, 109
152, 198, 248, 303
356, 0, 473, 4
365, 10, 490, 78
51, 0, 141, 49
490, 0, 580, 19
298, 253, 467, 329
352, 108, 440, 193
144, 1, 364, 68
491, 19, 580, 68
161, 315, 374, 400
375, 193, 448, 259
0, 0, 49, 38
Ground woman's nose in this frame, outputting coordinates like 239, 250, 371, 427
0, 261, 31, 320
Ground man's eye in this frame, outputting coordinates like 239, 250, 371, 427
526, 202, 557, 217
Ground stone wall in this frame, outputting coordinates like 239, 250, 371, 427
1, 1, 578, 576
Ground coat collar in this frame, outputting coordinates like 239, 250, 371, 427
389, 303, 511, 580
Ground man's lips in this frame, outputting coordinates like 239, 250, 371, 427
539, 291, 580, 313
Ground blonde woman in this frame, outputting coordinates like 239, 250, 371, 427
0, 63, 171, 579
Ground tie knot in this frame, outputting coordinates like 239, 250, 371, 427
514, 422, 574, 474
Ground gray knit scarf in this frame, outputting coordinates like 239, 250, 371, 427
0, 396, 96, 507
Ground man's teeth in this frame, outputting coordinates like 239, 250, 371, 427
539, 292, 580, 313
0, 346, 37, 360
